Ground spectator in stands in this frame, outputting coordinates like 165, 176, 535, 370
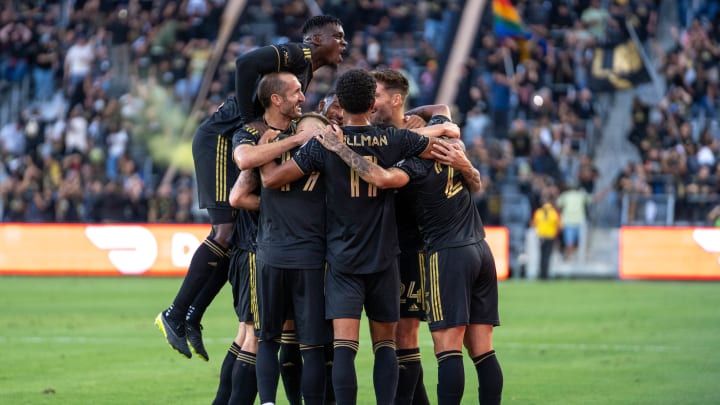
531, 198, 562, 280
556, 180, 591, 260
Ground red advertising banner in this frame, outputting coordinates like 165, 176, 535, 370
0, 224, 510, 279
620, 227, 720, 280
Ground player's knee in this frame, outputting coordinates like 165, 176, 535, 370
210, 223, 234, 248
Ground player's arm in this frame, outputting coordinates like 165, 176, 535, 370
410, 121, 460, 139
229, 170, 260, 211
404, 104, 452, 121
430, 139, 482, 192
258, 158, 306, 189
316, 125, 410, 189
234, 45, 289, 123
233, 127, 312, 171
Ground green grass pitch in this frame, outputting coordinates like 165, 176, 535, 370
1, 277, 718, 404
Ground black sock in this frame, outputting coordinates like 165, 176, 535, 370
229, 350, 258, 405
256, 339, 281, 404
186, 252, 230, 325
300, 345, 326, 405
279, 332, 302, 405
332, 340, 359, 405
324, 343, 335, 404
412, 365, 430, 405
166, 239, 228, 320
396, 348, 422, 405
473, 350, 503, 405
372, 340, 398, 405
436, 350, 464, 405
212, 341, 240, 405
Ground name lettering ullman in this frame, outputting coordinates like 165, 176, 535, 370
344, 134, 388, 147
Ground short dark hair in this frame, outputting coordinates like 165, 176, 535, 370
336, 69, 376, 114
371, 69, 409, 98
257, 72, 291, 109
301, 15, 342, 36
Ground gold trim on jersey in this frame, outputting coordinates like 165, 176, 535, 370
418, 252, 427, 313
270, 45, 281, 71
249, 252, 259, 329
215, 135, 229, 202
428, 252, 444, 322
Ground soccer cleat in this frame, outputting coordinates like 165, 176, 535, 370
155, 311, 192, 359
186, 322, 209, 361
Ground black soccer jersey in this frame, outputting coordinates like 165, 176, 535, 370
397, 157, 486, 252
234, 43, 314, 123
394, 115, 452, 253
233, 208, 259, 252
198, 95, 245, 138
244, 130, 326, 269
293, 125, 429, 274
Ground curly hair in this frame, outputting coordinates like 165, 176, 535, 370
301, 15, 342, 36
335, 69, 376, 114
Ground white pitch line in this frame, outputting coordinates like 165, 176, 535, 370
0, 337, 677, 352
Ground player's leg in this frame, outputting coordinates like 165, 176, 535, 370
225, 249, 258, 405
325, 268, 365, 405
465, 324, 502, 405
396, 251, 428, 405
156, 128, 237, 358
431, 327, 466, 405
424, 246, 479, 405
185, 220, 235, 360
214, 322, 245, 404
292, 269, 333, 405
366, 266, 401, 405
465, 240, 502, 405
254, 259, 287, 405
331, 318, 361, 405
279, 318, 302, 405
229, 322, 259, 405
156, 218, 233, 358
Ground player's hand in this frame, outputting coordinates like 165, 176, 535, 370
402, 114, 427, 129
441, 122, 461, 139
315, 124, 345, 152
431, 139, 470, 170
259, 128, 280, 144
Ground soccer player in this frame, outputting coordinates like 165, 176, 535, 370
155, 14, 347, 361
258, 69, 458, 405
316, 91, 344, 125
235, 15, 347, 135
368, 68, 461, 405
213, 170, 261, 405
315, 113, 503, 405
155, 96, 245, 360
234, 72, 333, 405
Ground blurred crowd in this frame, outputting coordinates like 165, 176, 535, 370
0, 0, 718, 227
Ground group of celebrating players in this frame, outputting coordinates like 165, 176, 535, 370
154, 15, 503, 405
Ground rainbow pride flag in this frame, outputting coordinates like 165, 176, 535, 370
493, 0, 531, 38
